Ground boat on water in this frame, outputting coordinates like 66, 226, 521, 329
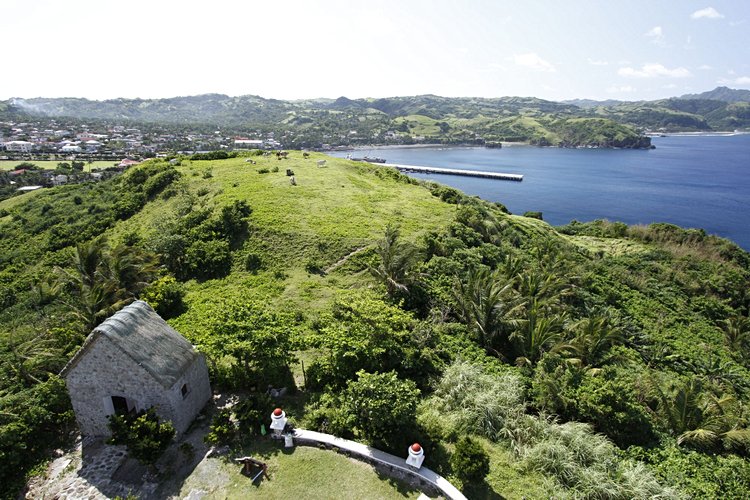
347, 155, 387, 163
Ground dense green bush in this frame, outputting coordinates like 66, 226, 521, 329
185, 239, 232, 280
190, 151, 238, 161
451, 436, 490, 485
336, 370, 420, 450
107, 408, 175, 466
306, 291, 440, 390
141, 276, 185, 319
244, 253, 263, 272
234, 393, 274, 436
204, 409, 235, 446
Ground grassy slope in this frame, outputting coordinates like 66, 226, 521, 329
111, 152, 455, 314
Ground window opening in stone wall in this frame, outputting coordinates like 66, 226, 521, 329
112, 395, 131, 416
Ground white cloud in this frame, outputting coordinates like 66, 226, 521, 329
645, 26, 666, 46
607, 85, 637, 93
618, 63, 691, 78
588, 58, 609, 66
718, 76, 750, 85
512, 53, 555, 72
698, 64, 712, 70
691, 7, 724, 19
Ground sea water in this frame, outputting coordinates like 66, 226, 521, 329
331, 134, 750, 249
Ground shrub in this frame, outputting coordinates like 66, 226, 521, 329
523, 211, 543, 220
234, 393, 274, 436
144, 169, 181, 198
257, 168, 270, 174
426, 361, 525, 441
141, 276, 185, 319
204, 409, 235, 446
305, 258, 324, 275
451, 436, 490, 484
107, 408, 175, 466
245, 253, 263, 272
113, 192, 146, 220
337, 370, 420, 449
185, 239, 232, 280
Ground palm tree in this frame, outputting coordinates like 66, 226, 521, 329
516, 267, 572, 307
648, 376, 750, 452
369, 224, 418, 298
1, 328, 64, 387
108, 243, 160, 299
55, 238, 160, 331
723, 315, 750, 355
452, 267, 524, 358
559, 307, 626, 370
510, 301, 566, 367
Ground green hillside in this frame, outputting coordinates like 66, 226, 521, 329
1, 154, 749, 498
4, 89, 750, 149
3, 94, 652, 148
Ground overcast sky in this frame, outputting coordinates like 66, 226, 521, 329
2, 0, 748, 102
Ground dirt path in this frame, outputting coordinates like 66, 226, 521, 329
324, 246, 370, 274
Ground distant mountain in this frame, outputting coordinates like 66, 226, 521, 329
679, 86, 750, 103
563, 98, 625, 109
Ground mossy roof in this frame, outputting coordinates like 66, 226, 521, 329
61, 300, 199, 389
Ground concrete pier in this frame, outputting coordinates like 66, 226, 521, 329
384, 163, 523, 182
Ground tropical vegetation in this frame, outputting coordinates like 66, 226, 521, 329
1, 152, 749, 498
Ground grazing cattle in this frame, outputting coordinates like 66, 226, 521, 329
317, 160, 327, 167
303, 152, 310, 159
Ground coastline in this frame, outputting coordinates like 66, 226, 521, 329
649, 131, 749, 137
329, 142, 533, 152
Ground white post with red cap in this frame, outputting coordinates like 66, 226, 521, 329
405, 442, 425, 469
270, 407, 287, 437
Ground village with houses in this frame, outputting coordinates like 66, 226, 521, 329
0, 118, 284, 160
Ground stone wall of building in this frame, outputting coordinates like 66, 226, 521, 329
65, 337, 211, 437
162, 354, 212, 434
65, 336, 167, 436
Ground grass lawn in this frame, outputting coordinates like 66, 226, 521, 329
177, 439, 423, 499
0, 160, 118, 171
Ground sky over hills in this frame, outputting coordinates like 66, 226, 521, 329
2, 0, 748, 102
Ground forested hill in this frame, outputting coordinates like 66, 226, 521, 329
1, 152, 749, 498
1, 94, 648, 148
680, 86, 750, 103
3, 88, 749, 149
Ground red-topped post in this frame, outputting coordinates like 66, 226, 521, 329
405, 442, 425, 469
270, 407, 287, 437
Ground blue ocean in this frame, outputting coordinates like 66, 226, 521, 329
331, 134, 750, 249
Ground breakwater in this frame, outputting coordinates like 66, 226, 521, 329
384, 163, 523, 181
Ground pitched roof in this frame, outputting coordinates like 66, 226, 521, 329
61, 301, 199, 389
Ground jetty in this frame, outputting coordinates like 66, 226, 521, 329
384, 163, 523, 182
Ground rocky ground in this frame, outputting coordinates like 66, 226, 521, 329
24, 397, 226, 499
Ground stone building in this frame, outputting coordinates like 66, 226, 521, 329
61, 300, 211, 437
